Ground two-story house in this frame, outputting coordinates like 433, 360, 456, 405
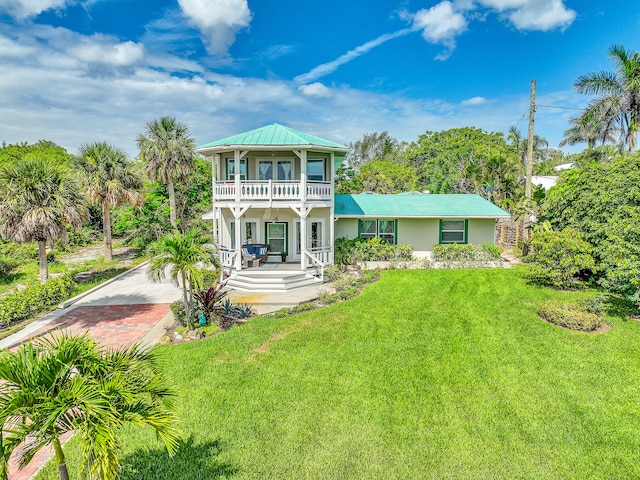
197, 123, 511, 292
197, 123, 347, 290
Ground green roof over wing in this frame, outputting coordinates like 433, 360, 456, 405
335, 193, 511, 218
197, 123, 348, 152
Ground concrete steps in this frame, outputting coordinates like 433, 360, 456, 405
226, 268, 323, 292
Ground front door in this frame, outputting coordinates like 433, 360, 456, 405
266, 222, 287, 257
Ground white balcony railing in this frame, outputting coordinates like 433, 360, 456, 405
214, 180, 332, 202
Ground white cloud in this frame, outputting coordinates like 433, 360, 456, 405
0, 21, 584, 160
413, 2, 468, 58
177, 0, 252, 55
461, 96, 489, 106
298, 82, 332, 98
0, 0, 73, 19
68, 38, 145, 66
478, 0, 576, 31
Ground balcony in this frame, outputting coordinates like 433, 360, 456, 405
214, 180, 332, 202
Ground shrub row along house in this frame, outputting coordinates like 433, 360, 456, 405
197, 124, 510, 291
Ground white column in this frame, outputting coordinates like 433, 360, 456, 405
300, 150, 307, 269
234, 150, 241, 203
300, 215, 307, 270
301, 150, 307, 203
234, 210, 243, 270
329, 152, 335, 264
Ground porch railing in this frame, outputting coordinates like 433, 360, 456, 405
214, 180, 332, 202
304, 246, 332, 281
220, 249, 237, 268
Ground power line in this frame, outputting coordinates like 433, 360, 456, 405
536, 103, 583, 111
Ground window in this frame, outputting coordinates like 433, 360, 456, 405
307, 158, 325, 181
358, 219, 396, 244
440, 220, 467, 244
226, 157, 247, 180
258, 159, 293, 180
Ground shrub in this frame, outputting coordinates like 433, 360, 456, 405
481, 243, 502, 259
171, 300, 200, 328
525, 228, 595, 288
333, 273, 359, 291
337, 287, 358, 300
432, 243, 502, 262
334, 237, 413, 266
323, 265, 343, 282
0, 255, 19, 276
538, 300, 603, 332
0, 274, 77, 327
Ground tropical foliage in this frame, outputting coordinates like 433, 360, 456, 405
525, 228, 595, 288
74, 142, 143, 261
0, 157, 86, 283
0, 274, 76, 327
136, 117, 196, 230
344, 131, 407, 171
573, 45, 640, 152
147, 229, 216, 329
0, 332, 180, 480
540, 153, 640, 304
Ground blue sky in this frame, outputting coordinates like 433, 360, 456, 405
1, 0, 639, 157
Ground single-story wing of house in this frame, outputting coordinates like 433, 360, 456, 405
334, 192, 511, 258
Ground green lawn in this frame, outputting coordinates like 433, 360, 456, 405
36, 267, 640, 479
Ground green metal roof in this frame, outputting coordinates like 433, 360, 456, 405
197, 123, 348, 151
335, 193, 511, 218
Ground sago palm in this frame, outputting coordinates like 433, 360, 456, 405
0, 157, 85, 283
574, 45, 640, 152
75, 142, 143, 261
136, 117, 196, 230
0, 332, 181, 480
147, 228, 216, 328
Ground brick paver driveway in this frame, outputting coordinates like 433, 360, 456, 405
5, 263, 181, 480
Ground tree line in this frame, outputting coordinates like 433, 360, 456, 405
0, 117, 210, 284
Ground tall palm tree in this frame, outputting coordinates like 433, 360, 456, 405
0, 332, 181, 480
0, 158, 85, 283
574, 45, 640, 152
74, 142, 143, 261
136, 117, 196, 230
147, 229, 216, 329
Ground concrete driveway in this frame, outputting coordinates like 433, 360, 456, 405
0, 262, 182, 350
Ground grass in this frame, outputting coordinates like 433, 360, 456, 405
35, 267, 640, 479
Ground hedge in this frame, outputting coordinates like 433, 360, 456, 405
0, 274, 77, 327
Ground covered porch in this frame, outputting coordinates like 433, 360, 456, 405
207, 204, 334, 280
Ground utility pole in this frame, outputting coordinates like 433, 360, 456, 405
523, 79, 536, 247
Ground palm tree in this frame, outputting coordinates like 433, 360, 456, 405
136, 117, 196, 230
147, 229, 216, 329
574, 45, 640, 152
0, 158, 85, 283
560, 108, 618, 151
74, 142, 143, 261
0, 332, 181, 480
